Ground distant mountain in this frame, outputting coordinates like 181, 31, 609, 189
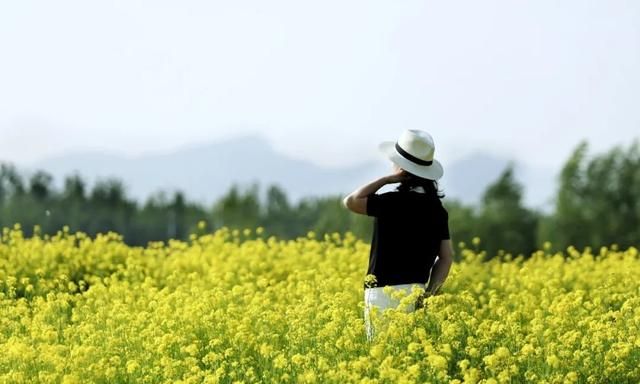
443, 151, 557, 211
23, 134, 382, 205
21, 134, 557, 212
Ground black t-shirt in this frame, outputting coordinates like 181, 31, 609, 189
364, 189, 450, 289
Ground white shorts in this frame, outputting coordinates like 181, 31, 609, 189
363, 283, 425, 342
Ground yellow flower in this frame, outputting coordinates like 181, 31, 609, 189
370, 344, 384, 360
126, 360, 140, 374
427, 354, 448, 370
546, 354, 560, 369
273, 353, 288, 369
299, 370, 317, 384
407, 342, 421, 354
565, 371, 579, 383
259, 343, 273, 358
0, 224, 636, 383
62, 375, 81, 384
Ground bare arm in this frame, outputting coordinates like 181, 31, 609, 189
416, 239, 454, 309
425, 239, 454, 295
342, 170, 409, 215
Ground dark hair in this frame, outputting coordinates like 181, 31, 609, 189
394, 171, 445, 199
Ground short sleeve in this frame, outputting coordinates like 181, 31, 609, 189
366, 192, 395, 217
440, 208, 451, 240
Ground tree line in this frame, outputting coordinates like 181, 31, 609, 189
1, 139, 638, 260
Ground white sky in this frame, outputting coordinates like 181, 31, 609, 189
1, 0, 638, 170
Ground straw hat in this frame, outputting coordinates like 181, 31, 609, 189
378, 129, 444, 180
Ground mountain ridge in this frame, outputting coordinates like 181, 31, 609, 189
13, 134, 556, 211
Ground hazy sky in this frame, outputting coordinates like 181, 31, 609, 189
1, 0, 638, 171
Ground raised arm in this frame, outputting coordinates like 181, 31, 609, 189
342, 169, 410, 215
342, 176, 389, 215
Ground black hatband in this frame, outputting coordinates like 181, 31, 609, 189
395, 143, 433, 166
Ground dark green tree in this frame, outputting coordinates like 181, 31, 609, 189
29, 171, 53, 201
63, 173, 86, 201
0, 163, 25, 197
476, 163, 539, 259
211, 182, 261, 231
261, 185, 293, 237
88, 178, 136, 237
168, 191, 187, 239
550, 139, 640, 250
443, 199, 478, 260
310, 196, 359, 239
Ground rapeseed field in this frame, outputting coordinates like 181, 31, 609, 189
1, 223, 639, 383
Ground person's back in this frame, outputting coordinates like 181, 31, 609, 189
364, 187, 449, 289
342, 129, 454, 341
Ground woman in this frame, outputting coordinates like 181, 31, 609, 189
342, 129, 454, 341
